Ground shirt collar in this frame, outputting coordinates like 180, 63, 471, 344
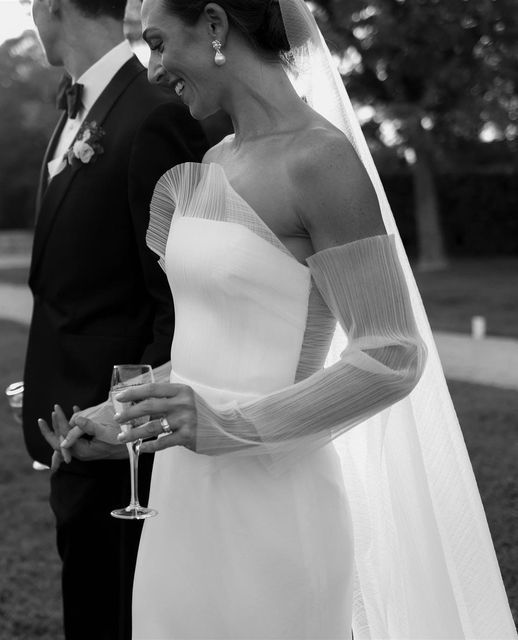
76, 40, 134, 115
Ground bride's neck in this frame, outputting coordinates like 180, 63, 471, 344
224, 61, 307, 145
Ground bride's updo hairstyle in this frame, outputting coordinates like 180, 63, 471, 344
161, 0, 291, 58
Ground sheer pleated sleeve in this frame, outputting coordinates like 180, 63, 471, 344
193, 233, 427, 467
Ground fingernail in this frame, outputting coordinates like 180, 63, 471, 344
117, 433, 127, 441
54, 404, 59, 411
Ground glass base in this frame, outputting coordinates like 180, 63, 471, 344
110, 506, 158, 520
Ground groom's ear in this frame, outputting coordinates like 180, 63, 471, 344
47, 0, 62, 17
202, 3, 229, 45
33, 0, 59, 15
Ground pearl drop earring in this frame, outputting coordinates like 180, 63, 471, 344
212, 40, 226, 66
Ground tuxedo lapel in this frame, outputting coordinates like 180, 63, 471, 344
30, 56, 145, 280
35, 112, 67, 219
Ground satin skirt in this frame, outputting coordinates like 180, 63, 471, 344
132, 435, 354, 639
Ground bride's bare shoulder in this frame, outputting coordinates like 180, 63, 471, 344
287, 124, 385, 250
202, 134, 235, 164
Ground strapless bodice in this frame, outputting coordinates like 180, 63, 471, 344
165, 216, 311, 397
148, 161, 337, 403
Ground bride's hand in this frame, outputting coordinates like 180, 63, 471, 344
113, 383, 197, 453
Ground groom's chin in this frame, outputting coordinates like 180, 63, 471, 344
39, 41, 63, 68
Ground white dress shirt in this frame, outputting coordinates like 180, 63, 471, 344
48, 40, 134, 178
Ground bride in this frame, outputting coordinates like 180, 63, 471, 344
59, 0, 516, 637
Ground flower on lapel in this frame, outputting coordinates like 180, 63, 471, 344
66, 120, 105, 166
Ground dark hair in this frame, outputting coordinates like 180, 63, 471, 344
161, 0, 291, 56
70, 0, 127, 21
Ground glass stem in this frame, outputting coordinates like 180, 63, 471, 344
126, 441, 142, 510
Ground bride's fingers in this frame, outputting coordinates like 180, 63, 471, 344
71, 405, 82, 421
114, 382, 185, 403
38, 418, 59, 450
117, 418, 173, 443
51, 409, 72, 463
115, 388, 195, 426
138, 428, 194, 454
139, 433, 179, 453
114, 397, 172, 424
61, 425, 87, 449
51, 450, 64, 473
62, 417, 122, 447
53, 404, 72, 436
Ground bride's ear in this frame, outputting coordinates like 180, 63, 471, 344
202, 3, 229, 45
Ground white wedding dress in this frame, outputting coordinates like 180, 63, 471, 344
132, 162, 355, 639
83, 1, 517, 633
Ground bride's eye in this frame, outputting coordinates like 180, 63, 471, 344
149, 41, 164, 54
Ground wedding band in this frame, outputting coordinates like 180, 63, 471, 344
159, 416, 173, 434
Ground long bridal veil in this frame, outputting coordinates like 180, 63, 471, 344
279, 0, 516, 637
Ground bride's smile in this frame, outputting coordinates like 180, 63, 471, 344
141, 0, 227, 119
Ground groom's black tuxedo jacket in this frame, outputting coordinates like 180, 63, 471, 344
23, 56, 207, 468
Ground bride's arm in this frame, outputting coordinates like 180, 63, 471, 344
190, 233, 426, 464
115, 133, 427, 469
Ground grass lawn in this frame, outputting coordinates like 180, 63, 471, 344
0, 268, 29, 287
0, 318, 516, 637
414, 258, 518, 339
0, 321, 62, 640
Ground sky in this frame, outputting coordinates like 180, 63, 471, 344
0, 1, 35, 44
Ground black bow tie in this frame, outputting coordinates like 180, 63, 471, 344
56, 75, 84, 119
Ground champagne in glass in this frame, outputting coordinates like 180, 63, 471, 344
110, 364, 157, 520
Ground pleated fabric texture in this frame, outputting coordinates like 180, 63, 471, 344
277, 0, 517, 636
81, 0, 517, 634
135, 162, 356, 639
147, 163, 427, 473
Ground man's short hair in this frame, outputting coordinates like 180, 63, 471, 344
70, 0, 127, 21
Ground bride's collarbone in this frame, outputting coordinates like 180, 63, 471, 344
204, 140, 314, 262
224, 174, 313, 265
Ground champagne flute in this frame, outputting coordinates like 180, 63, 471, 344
110, 364, 157, 520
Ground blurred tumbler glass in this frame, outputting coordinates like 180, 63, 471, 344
5, 381, 23, 423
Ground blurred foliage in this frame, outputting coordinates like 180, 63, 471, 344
384, 170, 518, 257
313, 0, 518, 152
0, 31, 61, 228
0, 0, 517, 241
312, 0, 518, 266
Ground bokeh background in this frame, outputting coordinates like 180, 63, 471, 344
0, 0, 517, 637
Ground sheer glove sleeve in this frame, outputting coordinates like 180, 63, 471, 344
193, 234, 427, 468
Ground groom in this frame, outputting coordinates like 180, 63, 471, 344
24, 0, 207, 638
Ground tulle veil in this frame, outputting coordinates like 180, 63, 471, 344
278, 0, 516, 637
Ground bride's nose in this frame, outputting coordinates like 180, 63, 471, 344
148, 59, 166, 85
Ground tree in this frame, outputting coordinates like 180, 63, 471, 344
0, 31, 61, 228
312, 0, 518, 270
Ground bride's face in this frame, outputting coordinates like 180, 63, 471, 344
141, 0, 225, 120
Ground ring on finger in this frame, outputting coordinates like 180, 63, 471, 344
159, 416, 173, 434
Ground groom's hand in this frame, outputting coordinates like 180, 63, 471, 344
39, 405, 127, 463
38, 404, 74, 471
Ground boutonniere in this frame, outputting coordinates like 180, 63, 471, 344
66, 120, 105, 166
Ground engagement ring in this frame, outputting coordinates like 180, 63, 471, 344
160, 416, 173, 434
